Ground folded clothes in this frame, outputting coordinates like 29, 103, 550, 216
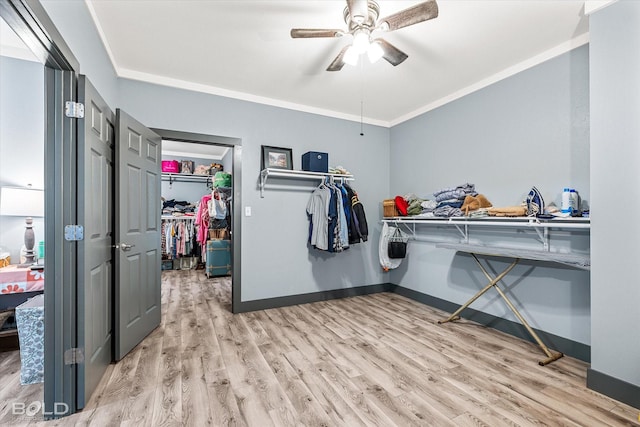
468, 208, 489, 218
437, 197, 460, 204
437, 200, 464, 209
163, 199, 190, 208
421, 200, 437, 211
433, 183, 477, 201
487, 206, 527, 217
434, 205, 463, 217
414, 211, 436, 218
407, 199, 424, 216
435, 189, 467, 202
461, 194, 492, 215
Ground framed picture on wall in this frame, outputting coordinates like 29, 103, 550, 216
261, 145, 293, 170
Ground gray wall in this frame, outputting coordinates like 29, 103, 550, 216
221, 149, 233, 174
0, 56, 45, 263
589, 1, 640, 389
388, 45, 591, 345
41, 0, 119, 107
119, 79, 390, 301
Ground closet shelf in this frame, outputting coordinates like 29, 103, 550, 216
162, 173, 212, 184
259, 168, 354, 198
383, 216, 590, 252
161, 215, 196, 220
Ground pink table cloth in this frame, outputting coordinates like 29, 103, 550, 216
0, 265, 45, 294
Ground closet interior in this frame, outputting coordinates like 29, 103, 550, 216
161, 140, 233, 279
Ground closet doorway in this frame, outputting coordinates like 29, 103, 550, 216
154, 129, 242, 313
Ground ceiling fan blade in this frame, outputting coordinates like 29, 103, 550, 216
379, 0, 439, 32
346, 0, 369, 25
375, 38, 408, 66
326, 45, 351, 72
290, 28, 344, 38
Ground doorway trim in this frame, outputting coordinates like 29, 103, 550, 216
151, 128, 242, 313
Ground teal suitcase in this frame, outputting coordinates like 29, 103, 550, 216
206, 239, 231, 277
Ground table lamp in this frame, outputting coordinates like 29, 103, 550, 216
0, 187, 44, 266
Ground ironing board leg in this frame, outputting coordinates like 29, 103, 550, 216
438, 257, 519, 324
439, 253, 564, 366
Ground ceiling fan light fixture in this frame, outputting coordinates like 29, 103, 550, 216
367, 40, 384, 63
293, 0, 439, 72
343, 45, 359, 66
352, 29, 370, 54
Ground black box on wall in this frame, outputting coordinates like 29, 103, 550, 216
302, 151, 328, 173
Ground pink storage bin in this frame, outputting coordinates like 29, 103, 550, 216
161, 160, 180, 173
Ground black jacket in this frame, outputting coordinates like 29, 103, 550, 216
344, 184, 368, 244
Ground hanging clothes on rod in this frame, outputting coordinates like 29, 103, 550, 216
195, 192, 212, 254
307, 178, 368, 252
343, 182, 368, 244
161, 217, 196, 258
307, 180, 331, 251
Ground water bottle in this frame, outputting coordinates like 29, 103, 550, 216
570, 189, 579, 215
561, 188, 571, 214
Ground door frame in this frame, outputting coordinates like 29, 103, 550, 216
152, 128, 242, 313
0, 0, 80, 417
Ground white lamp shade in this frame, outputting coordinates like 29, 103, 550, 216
367, 41, 384, 63
352, 30, 370, 54
343, 45, 359, 66
0, 187, 44, 217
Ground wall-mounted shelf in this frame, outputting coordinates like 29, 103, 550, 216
259, 168, 354, 197
162, 172, 213, 183
382, 216, 590, 252
161, 215, 196, 221
162, 173, 212, 185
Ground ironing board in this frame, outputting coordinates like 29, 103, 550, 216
436, 242, 590, 365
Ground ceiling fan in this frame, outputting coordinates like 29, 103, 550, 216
291, 0, 439, 71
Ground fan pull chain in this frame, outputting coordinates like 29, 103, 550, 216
360, 60, 365, 136
360, 100, 364, 136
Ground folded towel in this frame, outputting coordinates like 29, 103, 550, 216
487, 206, 527, 217
468, 208, 490, 218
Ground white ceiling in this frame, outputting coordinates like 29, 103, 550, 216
85, 0, 590, 126
4, 1, 592, 127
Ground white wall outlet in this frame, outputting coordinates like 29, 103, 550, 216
245, 206, 252, 217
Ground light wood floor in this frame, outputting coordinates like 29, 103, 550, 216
2, 269, 639, 426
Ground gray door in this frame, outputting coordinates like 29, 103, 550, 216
114, 109, 162, 360
77, 75, 115, 408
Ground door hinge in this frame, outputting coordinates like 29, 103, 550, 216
64, 225, 84, 241
65, 101, 85, 119
64, 348, 85, 365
